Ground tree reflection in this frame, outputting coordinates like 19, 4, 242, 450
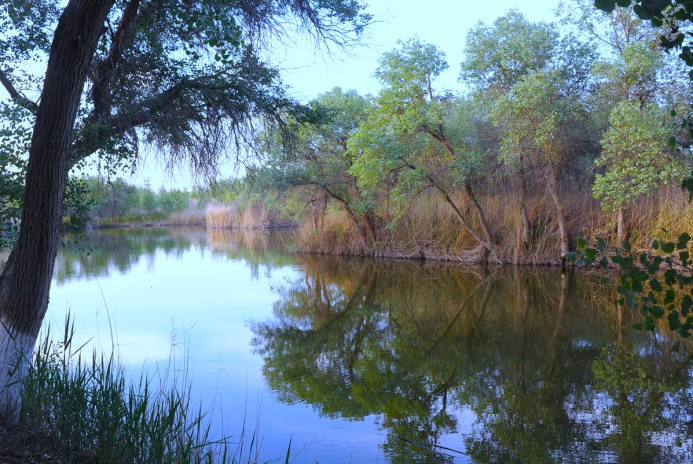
252, 257, 693, 463
52, 228, 293, 283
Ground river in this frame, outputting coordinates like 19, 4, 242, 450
42, 227, 693, 463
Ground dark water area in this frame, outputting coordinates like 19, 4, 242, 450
45, 227, 693, 463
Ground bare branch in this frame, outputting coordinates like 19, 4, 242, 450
0, 68, 38, 114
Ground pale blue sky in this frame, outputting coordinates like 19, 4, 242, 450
278, 0, 562, 100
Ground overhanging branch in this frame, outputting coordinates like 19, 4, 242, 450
0, 68, 38, 114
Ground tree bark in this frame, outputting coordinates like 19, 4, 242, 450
617, 206, 625, 244
0, 0, 115, 419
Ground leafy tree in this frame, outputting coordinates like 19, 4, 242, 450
351, 38, 497, 258
592, 42, 662, 108
460, 9, 557, 98
0, 0, 371, 416
0, 104, 29, 248
139, 186, 158, 214
593, 100, 685, 241
493, 66, 592, 261
461, 11, 559, 245
259, 87, 380, 246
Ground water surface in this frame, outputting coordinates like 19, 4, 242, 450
46, 227, 693, 463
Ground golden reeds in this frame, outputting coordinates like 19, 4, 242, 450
293, 188, 693, 264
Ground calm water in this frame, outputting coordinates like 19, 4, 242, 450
41, 227, 693, 463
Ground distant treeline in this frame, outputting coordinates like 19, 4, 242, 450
71, 176, 289, 229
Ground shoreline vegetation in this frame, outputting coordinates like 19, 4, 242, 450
84, 182, 693, 266
0, 321, 285, 464
54, 2, 693, 268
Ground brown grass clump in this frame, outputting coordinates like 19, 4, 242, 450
168, 208, 206, 225
204, 201, 271, 229
292, 188, 693, 264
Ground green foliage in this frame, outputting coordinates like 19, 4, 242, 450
256, 87, 381, 238
349, 38, 494, 232
0, 103, 29, 248
373, 37, 449, 134
62, 177, 97, 234
460, 10, 558, 95
0, 0, 372, 243
592, 42, 663, 105
593, 100, 685, 211
492, 66, 590, 173
570, 232, 693, 344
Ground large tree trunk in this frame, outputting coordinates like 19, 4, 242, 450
0, 0, 115, 419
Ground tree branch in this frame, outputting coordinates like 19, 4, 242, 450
0, 68, 38, 114
91, 0, 141, 117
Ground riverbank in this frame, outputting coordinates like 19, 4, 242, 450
79, 187, 693, 268
293, 188, 693, 265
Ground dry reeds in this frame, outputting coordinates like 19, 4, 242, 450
293, 188, 693, 265
204, 201, 277, 229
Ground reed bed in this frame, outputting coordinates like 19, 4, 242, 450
205, 202, 287, 229
293, 188, 693, 264
93, 208, 206, 228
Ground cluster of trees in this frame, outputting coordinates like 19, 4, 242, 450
256, 2, 692, 263
82, 177, 190, 222
71, 175, 280, 225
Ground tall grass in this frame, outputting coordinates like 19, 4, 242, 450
12, 321, 286, 464
205, 202, 279, 229
294, 188, 693, 264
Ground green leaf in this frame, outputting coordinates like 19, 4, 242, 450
595, 0, 616, 12
678, 233, 691, 250
597, 237, 605, 252
577, 237, 587, 249
682, 295, 692, 315
669, 312, 681, 330
665, 269, 677, 285
661, 242, 675, 254
649, 279, 663, 292
600, 276, 610, 285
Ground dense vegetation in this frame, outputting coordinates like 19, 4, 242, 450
4, 1, 693, 265
245, 2, 693, 264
